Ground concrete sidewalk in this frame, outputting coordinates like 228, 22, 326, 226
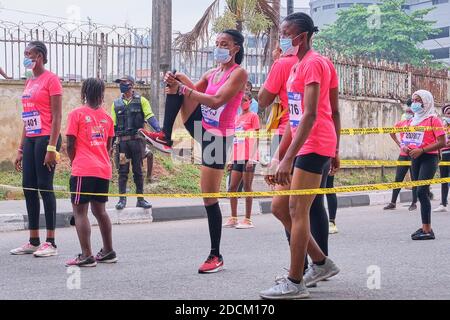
0, 187, 418, 232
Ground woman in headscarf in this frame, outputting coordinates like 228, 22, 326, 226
403, 90, 445, 240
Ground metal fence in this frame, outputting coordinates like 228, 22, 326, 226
1, 20, 449, 104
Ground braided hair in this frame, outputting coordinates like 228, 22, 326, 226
283, 12, 319, 41
81, 78, 105, 108
222, 29, 245, 65
28, 41, 48, 64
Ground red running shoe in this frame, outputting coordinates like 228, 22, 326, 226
198, 255, 224, 274
139, 129, 172, 154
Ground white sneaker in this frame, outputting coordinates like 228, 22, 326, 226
260, 278, 310, 300
329, 222, 339, 234
223, 217, 238, 228
274, 274, 317, 288
34, 242, 58, 258
303, 258, 340, 287
235, 218, 254, 229
10, 243, 39, 255
433, 205, 448, 212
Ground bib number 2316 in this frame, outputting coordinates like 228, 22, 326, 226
288, 92, 303, 129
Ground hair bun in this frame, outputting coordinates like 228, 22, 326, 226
312, 26, 319, 33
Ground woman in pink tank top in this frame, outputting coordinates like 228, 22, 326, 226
141, 29, 247, 274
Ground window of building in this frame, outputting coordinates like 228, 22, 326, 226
432, 0, 449, 5
428, 26, 450, 40
337, 3, 354, 8
401, 4, 410, 9
323, 4, 335, 10
313, 7, 320, 12
430, 47, 450, 59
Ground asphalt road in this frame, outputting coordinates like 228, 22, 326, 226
1, 201, 450, 300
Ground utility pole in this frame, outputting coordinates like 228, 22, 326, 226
287, 0, 294, 15
151, 0, 172, 122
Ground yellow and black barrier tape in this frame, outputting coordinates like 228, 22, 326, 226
341, 160, 450, 167
171, 126, 450, 140
2, 177, 450, 199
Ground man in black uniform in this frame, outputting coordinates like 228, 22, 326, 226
112, 76, 161, 210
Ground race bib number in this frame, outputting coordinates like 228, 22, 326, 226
22, 111, 42, 135
288, 92, 303, 128
234, 126, 245, 145
201, 105, 225, 128
402, 132, 425, 147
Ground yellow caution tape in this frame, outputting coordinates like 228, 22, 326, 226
341, 160, 450, 167
171, 126, 449, 140
2, 177, 450, 199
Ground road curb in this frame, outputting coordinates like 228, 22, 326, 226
0, 190, 415, 232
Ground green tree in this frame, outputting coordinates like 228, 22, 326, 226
314, 0, 440, 67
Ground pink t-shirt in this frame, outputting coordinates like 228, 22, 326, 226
66, 106, 115, 180
202, 64, 245, 136
395, 120, 409, 156
233, 112, 260, 161
21, 70, 63, 137
286, 50, 337, 158
264, 55, 298, 136
402, 117, 445, 155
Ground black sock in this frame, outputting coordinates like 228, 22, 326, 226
30, 238, 40, 247
205, 202, 222, 257
162, 94, 184, 144
285, 230, 291, 245
46, 238, 57, 248
288, 277, 301, 284
314, 258, 326, 266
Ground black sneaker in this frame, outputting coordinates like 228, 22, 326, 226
115, 198, 127, 210
136, 199, 152, 209
411, 229, 435, 241
408, 203, 417, 211
411, 228, 423, 237
95, 249, 118, 264
66, 254, 97, 267
383, 203, 396, 210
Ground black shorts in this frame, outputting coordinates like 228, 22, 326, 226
232, 161, 257, 173
184, 105, 233, 170
70, 176, 110, 205
294, 153, 331, 175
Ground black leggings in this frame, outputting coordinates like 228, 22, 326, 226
326, 175, 338, 222
440, 152, 450, 206
22, 136, 62, 231
411, 153, 439, 225
391, 155, 418, 204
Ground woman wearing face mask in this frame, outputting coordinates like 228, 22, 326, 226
224, 91, 260, 229
433, 104, 450, 213
141, 29, 247, 274
11, 41, 63, 257
260, 13, 341, 300
384, 101, 418, 212
404, 90, 445, 240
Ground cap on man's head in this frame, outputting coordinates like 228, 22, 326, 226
115, 76, 135, 84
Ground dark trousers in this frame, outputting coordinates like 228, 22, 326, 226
118, 138, 145, 198
391, 155, 418, 204
411, 153, 439, 225
440, 152, 450, 206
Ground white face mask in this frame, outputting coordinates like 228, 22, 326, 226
214, 47, 232, 64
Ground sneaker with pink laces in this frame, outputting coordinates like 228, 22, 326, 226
10, 243, 39, 255
34, 242, 58, 258
139, 129, 173, 154
223, 217, 238, 228
236, 218, 254, 229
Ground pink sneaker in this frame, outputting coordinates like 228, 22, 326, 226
236, 218, 254, 229
34, 242, 58, 258
10, 243, 39, 255
223, 217, 238, 228
139, 129, 173, 154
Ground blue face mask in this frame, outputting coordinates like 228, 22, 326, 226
214, 47, 232, 64
120, 83, 132, 94
23, 57, 36, 70
411, 102, 424, 114
444, 117, 450, 124
279, 33, 302, 56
